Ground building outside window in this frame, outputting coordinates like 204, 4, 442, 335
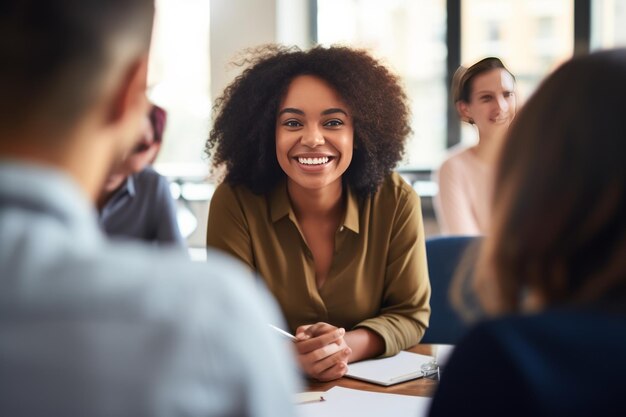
460, 0, 573, 145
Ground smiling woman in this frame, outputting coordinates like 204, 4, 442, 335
434, 57, 517, 235
205, 45, 431, 382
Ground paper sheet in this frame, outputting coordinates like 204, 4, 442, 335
296, 386, 431, 417
294, 391, 326, 405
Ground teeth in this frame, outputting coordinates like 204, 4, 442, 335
298, 157, 329, 165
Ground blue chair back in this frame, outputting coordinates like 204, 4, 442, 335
421, 235, 478, 344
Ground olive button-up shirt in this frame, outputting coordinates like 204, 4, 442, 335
207, 172, 431, 356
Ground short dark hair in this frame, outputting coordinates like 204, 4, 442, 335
0, 0, 154, 135
205, 44, 412, 198
478, 49, 626, 312
452, 57, 515, 104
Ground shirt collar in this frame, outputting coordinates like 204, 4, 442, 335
106, 175, 136, 206
343, 184, 360, 233
269, 179, 360, 234
270, 179, 291, 223
114, 175, 135, 198
126, 175, 136, 197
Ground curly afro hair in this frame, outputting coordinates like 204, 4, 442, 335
205, 44, 412, 198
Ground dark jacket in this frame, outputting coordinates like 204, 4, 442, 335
429, 309, 626, 417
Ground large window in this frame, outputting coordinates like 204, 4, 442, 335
149, 0, 579, 173
146, 0, 606, 245
317, 0, 448, 169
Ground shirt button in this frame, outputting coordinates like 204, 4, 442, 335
339, 226, 344, 232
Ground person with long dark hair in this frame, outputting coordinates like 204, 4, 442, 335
429, 49, 626, 416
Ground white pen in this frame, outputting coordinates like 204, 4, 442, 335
268, 324, 297, 341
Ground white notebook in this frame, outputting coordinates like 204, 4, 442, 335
345, 351, 435, 386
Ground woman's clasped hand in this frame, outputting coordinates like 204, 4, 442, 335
294, 323, 352, 381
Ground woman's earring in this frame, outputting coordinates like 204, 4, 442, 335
468, 117, 475, 124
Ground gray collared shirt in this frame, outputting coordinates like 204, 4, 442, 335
99, 166, 185, 248
0, 161, 299, 417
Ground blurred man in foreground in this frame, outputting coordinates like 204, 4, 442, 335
0, 1, 297, 416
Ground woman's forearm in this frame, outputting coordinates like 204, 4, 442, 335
344, 328, 385, 363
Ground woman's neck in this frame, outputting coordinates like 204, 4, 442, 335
287, 179, 344, 221
473, 128, 506, 165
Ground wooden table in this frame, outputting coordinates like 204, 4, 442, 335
307, 344, 442, 398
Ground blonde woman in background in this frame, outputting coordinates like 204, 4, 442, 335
434, 57, 516, 235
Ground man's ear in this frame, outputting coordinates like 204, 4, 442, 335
106, 54, 150, 146
456, 100, 472, 124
